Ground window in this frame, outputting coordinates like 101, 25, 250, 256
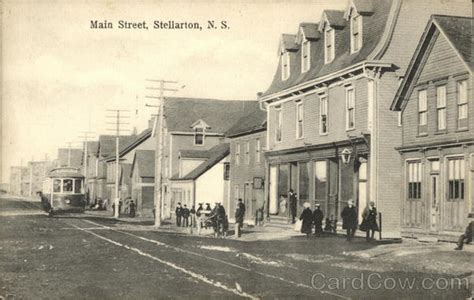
351, 14, 362, 52
53, 179, 61, 193
235, 144, 240, 166
63, 179, 73, 193
346, 87, 355, 130
74, 179, 82, 194
457, 80, 468, 129
275, 107, 282, 142
301, 40, 310, 73
448, 158, 465, 200
194, 127, 204, 145
436, 85, 446, 131
418, 90, 427, 134
299, 162, 310, 201
255, 139, 261, 164
281, 52, 290, 80
314, 161, 327, 200
245, 141, 250, 164
223, 162, 230, 181
320, 95, 328, 134
324, 27, 334, 63
296, 102, 304, 138
407, 162, 422, 199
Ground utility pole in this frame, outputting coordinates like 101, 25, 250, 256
79, 131, 95, 205
106, 109, 130, 218
145, 79, 178, 227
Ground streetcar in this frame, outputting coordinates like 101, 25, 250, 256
42, 167, 86, 213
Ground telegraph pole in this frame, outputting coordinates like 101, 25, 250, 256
145, 79, 178, 227
106, 109, 130, 218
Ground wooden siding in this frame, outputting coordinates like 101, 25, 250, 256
402, 32, 473, 148
267, 77, 369, 152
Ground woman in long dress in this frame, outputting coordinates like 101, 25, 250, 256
300, 202, 313, 236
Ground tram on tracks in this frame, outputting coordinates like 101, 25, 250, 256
42, 167, 86, 213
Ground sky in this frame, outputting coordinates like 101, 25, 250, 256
1, 0, 347, 182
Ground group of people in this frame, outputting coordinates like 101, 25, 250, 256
175, 202, 196, 227
299, 198, 379, 242
111, 198, 136, 218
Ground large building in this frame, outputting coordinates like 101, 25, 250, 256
391, 15, 473, 240
258, 0, 470, 238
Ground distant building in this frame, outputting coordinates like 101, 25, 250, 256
57, 148, 83, 169
154, 97, 259, 220
226, 109, 267, 224
10, 166, 28, 196
170, 143, 230, 210
27, 160, 55, 196
130, 149, 155, 217
391, 16, 473, 239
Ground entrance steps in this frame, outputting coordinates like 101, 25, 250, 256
264, 215, 293, 230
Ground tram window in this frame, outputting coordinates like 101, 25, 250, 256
74, 179, 82, 194
63, 179, 73, 193
53, 179, 61, 193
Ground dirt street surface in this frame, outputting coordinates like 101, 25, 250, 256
1, 196, 472, 299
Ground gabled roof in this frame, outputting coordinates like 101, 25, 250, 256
57, 148, 83, 168
225, 108, 267, 138
171, 143, 230, 181
299, 23, 320, 41
131, 150, 155, 178
179, 150, 210, 159
391, 15, 473, 112
163, 98, 259, 134
263, 0, 393, 98
103, 128, 152, 162
98, 135, 136, 159
344, 0, 375, 19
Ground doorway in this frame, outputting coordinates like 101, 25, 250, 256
429, 174, 439, 232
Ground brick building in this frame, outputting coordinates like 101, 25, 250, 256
259, 0, 470, 238
226, 109, 267, 224
391, 16, 473, 239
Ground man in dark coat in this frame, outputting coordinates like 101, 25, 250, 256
360, 201, 379, 241
182, 204, 190, 227
313, 203, 324, 237
341, 199, 358, 241
300, 202, 313, 236
129, 200, 136, 218
455, 213, 474, 250
235, 199, 246, 237
175, 202, 182, 227
289, 189, 298, 224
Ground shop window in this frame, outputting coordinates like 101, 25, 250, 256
314, 161, 327, 200
408, 161, 422, 199
299, 162, 310, 201
448, 158, 465, 201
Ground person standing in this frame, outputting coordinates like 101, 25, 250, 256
217, 203, 227, 237
455, 214, 474, 250
341, 199, 358, 241
182, 204, 190, 227
300, 202, 313, 236
175, 202, 182, 227
129, 200, 136, 218
360, 201, 379, 241
235, 198, 246, 237
37, 191, 52, 216
313, 203, 324, 237
289, 189, 298, 224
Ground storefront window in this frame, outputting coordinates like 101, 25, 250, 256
448, 158, 465, 201
314, 161, 327, 200
278, 164, 289, 199
299, 162, 310, 201
408, 162, 422, 199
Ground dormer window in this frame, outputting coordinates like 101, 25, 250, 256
350, 14, 362, 53
301, 39, 310, 73
324, 27, 335, 64
281, 52, 290, 81
191, 119, 209, 146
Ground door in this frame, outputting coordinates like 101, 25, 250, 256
269, 165, 278, 214
444, 158, 465, 231
429, 174, 440, 231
